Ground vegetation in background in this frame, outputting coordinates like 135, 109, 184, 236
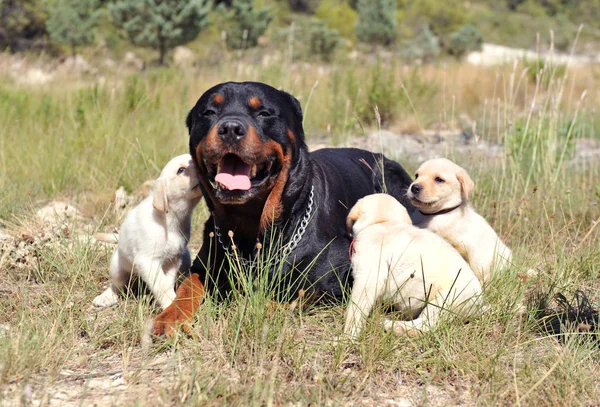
109, 0, 211, 65
0, 0, 48, 51
447, 24, 484, 59
400, 25, 440, 63
221, 0, 272, 50
46, 0, 102, 56
314, 0, 358, 40
355, 0, 396, 45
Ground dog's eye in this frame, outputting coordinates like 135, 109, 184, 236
177, 167, 185, 175
202, 110, 216, 116
435, 177, 445, 183
414, 173, 419, 178
257, 110, 271, 118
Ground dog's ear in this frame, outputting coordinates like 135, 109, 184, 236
456, 168, 475, 200
185, 109, 193, 133
346, 205, 361, 235
152, 179, 169, 213
284, 92, 303, 124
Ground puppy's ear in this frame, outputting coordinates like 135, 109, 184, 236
152, 179, 169, 213
456, 168, 475, 200
346, 208, 359, 235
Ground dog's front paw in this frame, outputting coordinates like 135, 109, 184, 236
92, 288, 119, 308
151, 304, 193, 338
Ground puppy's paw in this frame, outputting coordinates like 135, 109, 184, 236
383, 319, 421, 337
92, 288, 119, 308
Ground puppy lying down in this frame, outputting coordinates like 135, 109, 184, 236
344, 194, 483, 340
93, 154, 202, 309
408, 158, 512, 283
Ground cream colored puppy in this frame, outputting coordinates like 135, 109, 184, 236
407, 158, 512, 283
93, 154, 203, 309
344, 194, 483, 340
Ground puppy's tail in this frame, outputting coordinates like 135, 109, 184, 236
94, 232, 119, 244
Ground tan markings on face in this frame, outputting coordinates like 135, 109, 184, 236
287, 129, 296, 147
248, 96, 262, 110
213, 94, 224, 104
259, 140, 289, 232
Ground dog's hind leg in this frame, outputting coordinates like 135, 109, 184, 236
383, 299, 442, 336
344, 265, 388, 341
93, 251, 129, 307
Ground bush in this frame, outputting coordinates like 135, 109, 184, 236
307, 19, 342, 62
0, 0, 48, 51
46, 0, 102, 56
222, 0, 272, 50
286, 0, 320, 14
355, 0, 396, 45
315, 0, 358, 40
400, 25, 440, 64
448, 24, 483, 59
109, 0, 211, 65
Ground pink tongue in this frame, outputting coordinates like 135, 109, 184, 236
215, 156, 252, 191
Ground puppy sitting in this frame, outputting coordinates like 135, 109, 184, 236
93, 154, 202, 309
344, 194, 483, 340
408, 158, 512, 283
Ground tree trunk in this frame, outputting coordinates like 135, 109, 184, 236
158, 37, 166, 66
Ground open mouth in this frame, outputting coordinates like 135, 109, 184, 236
205, 154, 276, 192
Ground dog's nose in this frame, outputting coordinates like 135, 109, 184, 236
411, 184, 422, 194
218, 119, 246, 144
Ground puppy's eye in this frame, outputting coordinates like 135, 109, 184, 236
415, 173, 419, 178
177, 167, 185, 175
257, 110, 271, 118
202, 110, 216, 116
435, 177, 445, 183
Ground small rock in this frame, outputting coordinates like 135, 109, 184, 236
173, 46, 196, 67
124, 52, 144, 70
86, 378, 109, 389
36, 201, 83, 225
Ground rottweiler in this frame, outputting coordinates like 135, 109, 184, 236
152, 81, 415, 336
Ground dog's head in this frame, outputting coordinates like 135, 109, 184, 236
346, 194, 411, 236
186, 82, 306, 214
152, 154, 202, 213
407, 158, 474, 214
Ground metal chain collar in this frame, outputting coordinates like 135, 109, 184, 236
213, 185, 315, 264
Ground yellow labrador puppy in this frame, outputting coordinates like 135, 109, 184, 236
93, 154, 203, 309
344, 194, 483, 340
408, 158, 512, 283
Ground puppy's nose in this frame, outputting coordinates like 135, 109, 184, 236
410, 184, 422, 194
218, 119, 246, 144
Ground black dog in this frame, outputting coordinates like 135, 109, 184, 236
153, 81, 414, 335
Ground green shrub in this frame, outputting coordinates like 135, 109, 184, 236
307, 19, 342, 62
222, 0, 272, 50
400, 25, 440, 64
109, 0, 211, 65
355, 0, 396, 45
447, 24, 483, 59
286, 0, 320, 14
0, 0, 48, 51
315, 0, 358, 40
46, 0, 102, 56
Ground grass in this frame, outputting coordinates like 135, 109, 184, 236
1, 50, 600, 406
